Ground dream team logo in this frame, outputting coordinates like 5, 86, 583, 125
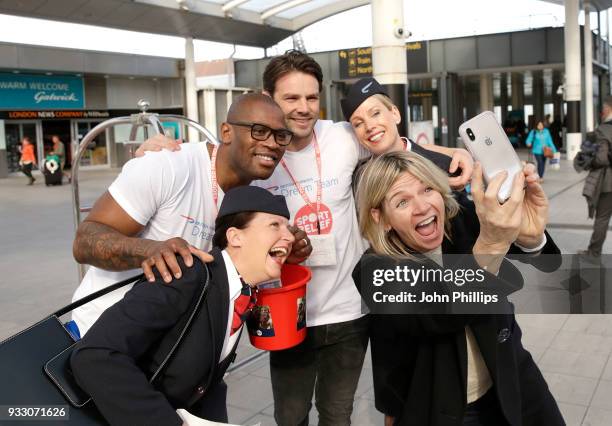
180, 214, 196, 224
294, 204, 333, 235
181, 214, 214, 241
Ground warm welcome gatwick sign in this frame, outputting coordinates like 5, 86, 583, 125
0, 73, 85, 109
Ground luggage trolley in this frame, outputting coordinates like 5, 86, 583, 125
71, 100, 219, 281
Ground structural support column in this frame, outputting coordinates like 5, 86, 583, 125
584, 2, 595, 132
371, 0, 408, 137
184, 37, 199, 142
439, 73, 450, 147
201, 89, 217, 138
533, 70, 545, 122
552, 70, 565, 123
564, 0, 582, 159
511, 72, 524, 110
500, 73, 509, 124
479, 74, 494, 113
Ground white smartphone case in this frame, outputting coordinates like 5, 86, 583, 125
458, 111, 522, 203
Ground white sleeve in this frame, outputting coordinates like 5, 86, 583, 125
514, 234, 547, 254
357, 140, 371, 161
108, 153, 175, 226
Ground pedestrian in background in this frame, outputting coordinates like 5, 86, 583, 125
579, 96, 612, 258
526, 120, 557, 180
50, 135, 66, 170
19, 136, 36, 185
50, 134, 70, 182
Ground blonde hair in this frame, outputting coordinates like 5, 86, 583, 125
357, 151, 460, 258
372, 93, 394, 110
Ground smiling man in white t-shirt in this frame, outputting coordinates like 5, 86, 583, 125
71, 94, 311, 336
256, 51, 473, 426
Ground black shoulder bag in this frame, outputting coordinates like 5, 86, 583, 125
0, 266, 210, 425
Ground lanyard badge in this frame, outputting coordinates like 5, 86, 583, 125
280, 134, 336, 266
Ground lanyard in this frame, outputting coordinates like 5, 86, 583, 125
280, 133, 323, 234
210, 144, 219, 212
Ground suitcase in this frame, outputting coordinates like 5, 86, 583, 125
43, 154, 63, 186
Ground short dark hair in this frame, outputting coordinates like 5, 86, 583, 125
213, 211, 257, 249
263, 50, 323, 96
226, 93, 282, 123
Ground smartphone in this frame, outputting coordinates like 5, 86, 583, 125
458, 111, 523, 203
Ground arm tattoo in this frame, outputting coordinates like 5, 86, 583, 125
73, 221, 156, 271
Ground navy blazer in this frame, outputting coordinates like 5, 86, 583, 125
353, 192, 565, 426
71, 248, 232, 426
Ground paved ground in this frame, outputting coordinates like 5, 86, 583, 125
1, 150, 612, 425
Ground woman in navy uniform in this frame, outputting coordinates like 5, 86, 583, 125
71, 186, 295, 425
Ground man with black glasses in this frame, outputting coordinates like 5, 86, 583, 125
71, 93, 311, 338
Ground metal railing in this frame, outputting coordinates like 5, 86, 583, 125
71, 100, 218, 281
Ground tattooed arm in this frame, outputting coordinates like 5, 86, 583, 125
73, 191, 211, 283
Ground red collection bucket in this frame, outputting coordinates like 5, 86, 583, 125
248, 264, 312, 351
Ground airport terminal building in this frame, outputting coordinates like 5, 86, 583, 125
0, 42, 184, 177
1, 23, 610, 177
235, 25, 611, 149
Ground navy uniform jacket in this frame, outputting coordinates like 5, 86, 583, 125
353, 192, 565, 426
71, 248, 234, 426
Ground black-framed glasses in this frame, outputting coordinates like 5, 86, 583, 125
227, 122, 293, 146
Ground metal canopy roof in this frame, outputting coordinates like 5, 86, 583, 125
543, 0, 612, 11
0, 0, 368, 48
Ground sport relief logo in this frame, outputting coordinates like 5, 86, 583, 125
294, 204, 333, 235
181, 214, 215, 242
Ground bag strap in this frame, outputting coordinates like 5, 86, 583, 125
149, 264, 211, 383
53, 273, 145, 318
46, 265, 212, 408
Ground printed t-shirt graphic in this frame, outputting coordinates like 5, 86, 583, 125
294, 203, 333, 235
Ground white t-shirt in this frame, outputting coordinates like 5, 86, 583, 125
72, 143, 223, 335
254, 120, 368, 327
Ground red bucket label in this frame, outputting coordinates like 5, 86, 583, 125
248, 305, 275, 337
297, 297, 306, 330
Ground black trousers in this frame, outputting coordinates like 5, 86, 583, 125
588, 192, 612, 255
270, 316, 369, 426
21, 163, 33, 179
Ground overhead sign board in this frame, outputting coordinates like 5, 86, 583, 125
338, 47, 373, 79
338, 42, 429, 79
0, 73, 85, 110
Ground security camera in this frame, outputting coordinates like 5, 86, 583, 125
394, 27, 412, 39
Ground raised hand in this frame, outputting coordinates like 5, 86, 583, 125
516, 163, 548, 248
135, 134, 182, 157
141, 237, 213, 283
